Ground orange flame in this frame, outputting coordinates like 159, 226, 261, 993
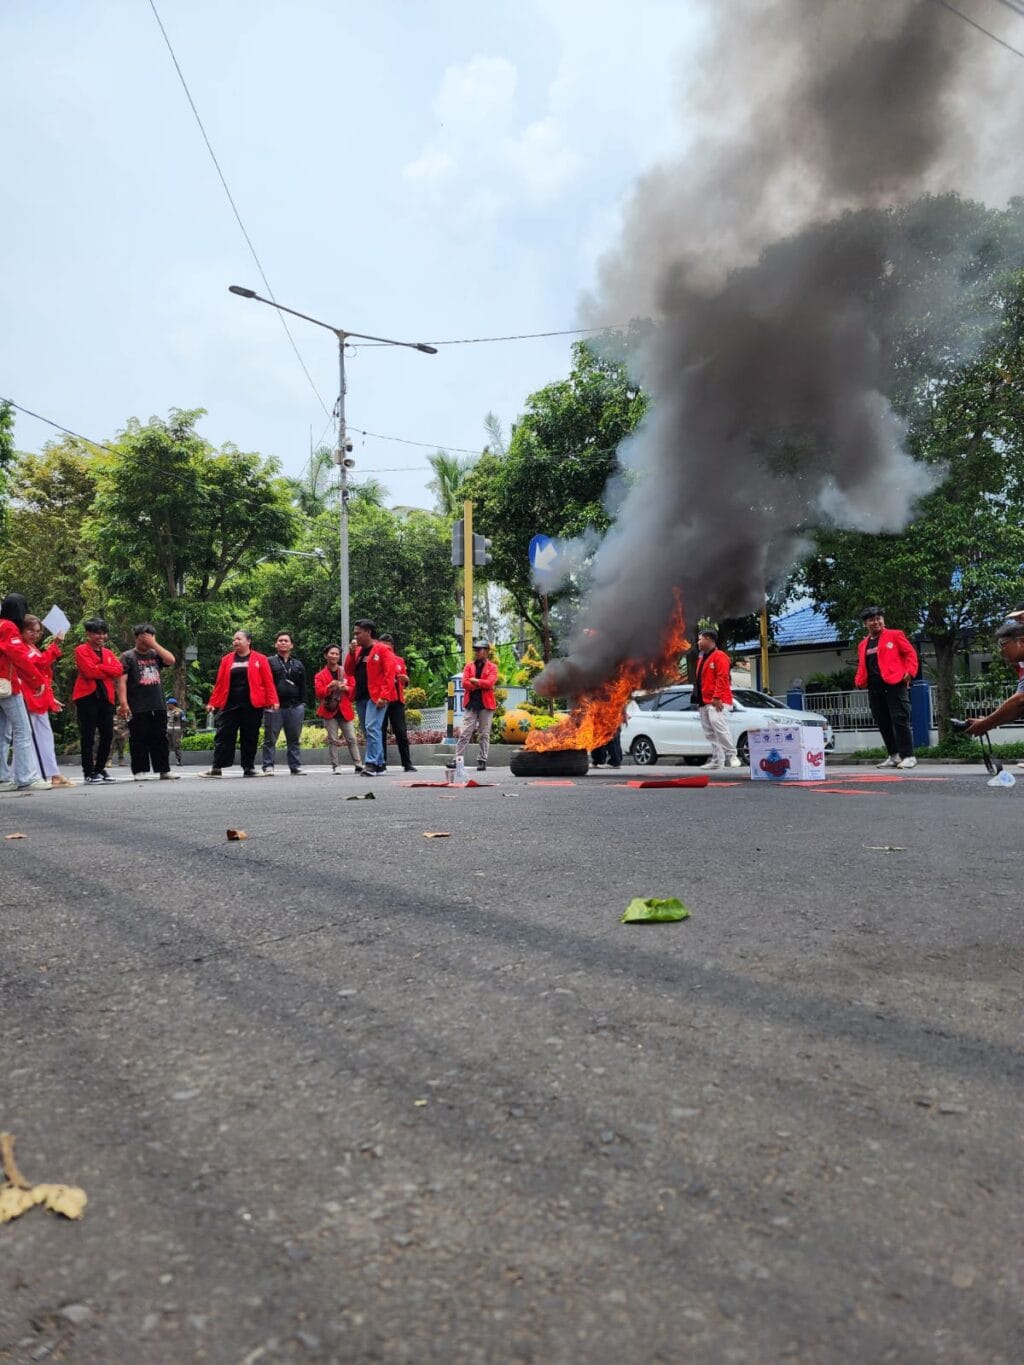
525, 597, 690, 752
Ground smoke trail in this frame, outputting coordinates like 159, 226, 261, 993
537, 0, 1022, 696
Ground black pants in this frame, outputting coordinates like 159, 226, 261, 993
77, 691, 114, 778
868, 684, 913, 758
592, 729, 623, 767
128, 709, 171, 775
382, 701, 412, 769
213, 703, 264, 772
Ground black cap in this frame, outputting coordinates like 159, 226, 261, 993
861, 605, 883, 620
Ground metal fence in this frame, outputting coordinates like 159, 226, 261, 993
805, 681, 1020, 731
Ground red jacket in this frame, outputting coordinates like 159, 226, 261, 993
390, 654, 409, 705
22, 642, 62, 714
72, 642, 123, 703
462, 657, 499, 710
344, 641, 397, 707
0, 622, 47, 698
854, 629, 918, 688
314, 664, 355, 722
693, 648, 733, 705
208, 650, 280, 709
0, 619, 47, 695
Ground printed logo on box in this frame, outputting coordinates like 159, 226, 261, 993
759, 749, 791, 779
805, 750, 824, 767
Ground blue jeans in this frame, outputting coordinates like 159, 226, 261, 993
356, 697, 386, 769
0, 692, 43, 786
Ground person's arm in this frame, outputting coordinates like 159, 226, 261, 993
74, 644, 108, 682
116, 674, 130, 718
100, 650, 124, 678
151, 639, 175, 665
897, 632, 918, 684
314, 668, 330, 701
711, 652, 729, 709
965, 692, 1024, 736
260, 656, 280, 711
853, 640, 867, 689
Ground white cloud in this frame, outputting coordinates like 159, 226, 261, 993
506, 117, 582, 202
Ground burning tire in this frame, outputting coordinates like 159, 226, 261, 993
508, 747, 590, 778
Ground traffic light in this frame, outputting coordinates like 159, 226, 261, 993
472, 532, 492, 567
451, 518, 465, 566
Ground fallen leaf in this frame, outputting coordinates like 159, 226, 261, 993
422, 831, 451, 839
413, 1099, 428, 1107
0, 1133, 87, 1224
3, 833, 27, 840
226, 828, 248, 841
621, 896, 691, 924
865, 845, 906, 852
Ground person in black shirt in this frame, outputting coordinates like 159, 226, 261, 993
116, 624, 179, 781
261, 632, 307, 775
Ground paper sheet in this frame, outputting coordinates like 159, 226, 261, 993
41, 605, 71, 636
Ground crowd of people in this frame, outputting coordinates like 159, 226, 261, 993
1, 594, 498, 792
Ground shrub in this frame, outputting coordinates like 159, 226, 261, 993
530, 714, 561, 731
405, 686, 428, 708
405, 708, 423, 728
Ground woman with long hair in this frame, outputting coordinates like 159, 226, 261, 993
22, 614, 74, 787
314, 644, 362, 773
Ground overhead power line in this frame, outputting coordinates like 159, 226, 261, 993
357, 323, 636, 349
146, 0, 333, 420
348, 425, 483, 456
930, 0, 1024, 58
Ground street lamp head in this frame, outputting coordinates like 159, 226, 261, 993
416, 343, 438, 354
228, 285, 257, 298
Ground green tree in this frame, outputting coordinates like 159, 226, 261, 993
286, 445, 338, 517
244, 500, 456, 665
0, 401, 15, 541
464, 340, 647, 640
86, 408, 298, 698
0, 438, 98, 625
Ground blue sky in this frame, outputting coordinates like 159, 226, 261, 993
2, 0, 704, 510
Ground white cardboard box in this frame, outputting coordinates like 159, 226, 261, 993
748, 726, 827, 781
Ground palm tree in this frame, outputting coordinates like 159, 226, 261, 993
483, 411, 506, 456
286, 445, 338, 517
427, 450, 477, 518
348, 477, 389, 507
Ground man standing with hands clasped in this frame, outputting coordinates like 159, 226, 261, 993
117, 624, 179, 781
262, 631, 308, 776
693, 629, 740, 770
456, 640, 499, 772
854, 606, 919, 769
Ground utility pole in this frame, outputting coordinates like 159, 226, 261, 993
336, 339, 351, 648
463, 498, 474, 663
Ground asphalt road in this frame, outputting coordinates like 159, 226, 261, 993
1, 763, 1020, 1364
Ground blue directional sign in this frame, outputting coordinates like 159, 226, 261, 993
529, 534, 559, 573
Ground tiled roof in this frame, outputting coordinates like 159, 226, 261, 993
733, 604, 845, 653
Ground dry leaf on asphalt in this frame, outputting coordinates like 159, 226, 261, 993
226, 828, 248, 841
3, 833, 27, 840
865, 845, 906, 852
422, 831, 451, 839
0, 1132, 87, 1225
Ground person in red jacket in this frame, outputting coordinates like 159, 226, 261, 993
378, 633, 417, 773
22, 614, 74, 787
314, 643, 363, 773
0, 592, 50, 792
202, 629, 279, 777
344, 620, 396, 775
692, 629, 740, 770
72, 617, 124, 784
456, 640, 499, 771
854, 606, 919, 769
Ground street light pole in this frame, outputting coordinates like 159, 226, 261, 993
228, 285, 437, 647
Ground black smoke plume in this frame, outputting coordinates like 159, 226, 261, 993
537, 0, 1021, 696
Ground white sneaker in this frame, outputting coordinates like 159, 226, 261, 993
19, 778, 52, 791
876, 756, 900, 768
0, 780, 15, 792
700, 759, 723, 770
725, 756, 743, 768
898, 756, 917, 769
